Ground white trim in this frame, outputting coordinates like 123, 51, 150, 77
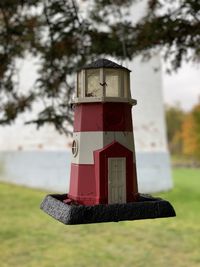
82, 69, 86, 98
100, 68, 105, 97
76, 72, 78, 97
128, 72, 131, 98
71, 131, 136, 164
72, 96, 137, 106
119, 70, 124, 97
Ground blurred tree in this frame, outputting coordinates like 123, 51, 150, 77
0, 0, 135, 133
130, 0, 200, 72
165, 104, 185, 154
182, 103, 200, 160
0, 0, 199, 133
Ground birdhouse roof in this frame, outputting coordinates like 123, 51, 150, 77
81, 58, 131, 72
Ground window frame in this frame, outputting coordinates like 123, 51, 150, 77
76, 67, 130, 100
85, 69, 102, 98
104, 68, 123, 98
72, 139, 78, 157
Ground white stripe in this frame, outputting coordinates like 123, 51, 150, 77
71, 131, 135, 164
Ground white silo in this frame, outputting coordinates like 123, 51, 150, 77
0, 0, 172, 193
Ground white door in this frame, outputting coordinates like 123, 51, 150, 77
108, 157, 126, 204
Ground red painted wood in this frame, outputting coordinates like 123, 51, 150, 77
68, 142, 138, 205
68, 163, 99, 205
73, 102, 133, 132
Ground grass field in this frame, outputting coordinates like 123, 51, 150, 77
0, 168, 200, 267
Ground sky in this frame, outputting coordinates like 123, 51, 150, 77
163, 62, 200, 111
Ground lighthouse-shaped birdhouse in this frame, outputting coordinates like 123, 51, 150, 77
68, 59, 138, 206
41, 59, 175, 225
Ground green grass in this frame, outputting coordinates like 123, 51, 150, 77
0, 168, 200, 267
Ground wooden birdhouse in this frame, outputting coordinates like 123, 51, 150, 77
41, 59, 176, 225
68, 59, 138, 206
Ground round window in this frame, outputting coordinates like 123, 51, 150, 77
72, 139, 78, 157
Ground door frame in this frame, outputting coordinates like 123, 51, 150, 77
94, 141, 137, 204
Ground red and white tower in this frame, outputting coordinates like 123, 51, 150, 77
41, 58, 175, 224
68, 59, 139, 206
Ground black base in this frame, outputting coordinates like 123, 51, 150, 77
40, 194, 176, 225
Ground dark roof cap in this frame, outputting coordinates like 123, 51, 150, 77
81, 58, 131, 72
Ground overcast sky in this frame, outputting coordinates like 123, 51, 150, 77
163, 62, 200, 111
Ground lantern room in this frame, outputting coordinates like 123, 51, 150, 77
74, 58, 136, 105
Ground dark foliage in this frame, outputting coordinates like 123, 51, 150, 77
0, 0, 199, 133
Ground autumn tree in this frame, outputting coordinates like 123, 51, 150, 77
165, 104, 185, 154
182, 103, 200, 160
0, 0, 199, 133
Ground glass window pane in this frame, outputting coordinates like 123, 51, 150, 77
77, 71, 82, 97
105, 69, 120, 97
86, 69, 101, 97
